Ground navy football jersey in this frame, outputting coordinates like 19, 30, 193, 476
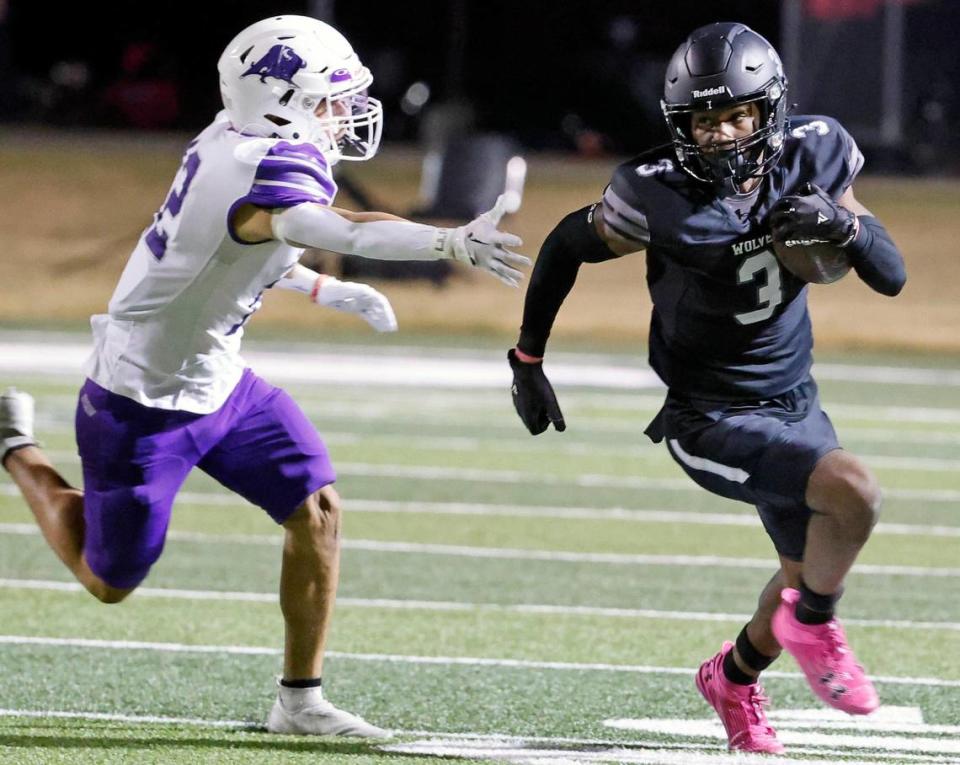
600, 115, 864, 400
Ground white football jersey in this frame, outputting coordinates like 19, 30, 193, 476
85, 111, 338, 413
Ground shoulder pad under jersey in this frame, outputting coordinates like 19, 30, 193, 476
600, 146, 702, 249
781, 115, 864, 197
234, 138, 338, 209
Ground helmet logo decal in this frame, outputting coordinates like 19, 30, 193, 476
692, 85, 732, 99
242, 44, 306, 84
330, 68, 353, 83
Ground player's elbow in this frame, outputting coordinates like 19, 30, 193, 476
877, 267, 906, 297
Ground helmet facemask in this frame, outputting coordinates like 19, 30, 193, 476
308, 76, 383, 162
662, 81, 786, 189
270, 70, 383, 163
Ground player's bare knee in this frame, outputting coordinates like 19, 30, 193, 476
87, 581, 135, 604
286, 487, 341, 553
821, 457, 881, 542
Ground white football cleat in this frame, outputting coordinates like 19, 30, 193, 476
266, 685, 390, 738
0, 387, 36, 466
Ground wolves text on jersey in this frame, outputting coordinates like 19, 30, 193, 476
731, 233, 773, 256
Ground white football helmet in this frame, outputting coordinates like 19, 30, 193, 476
218, 15, 382, 163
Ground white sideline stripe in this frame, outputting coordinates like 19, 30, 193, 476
1, 521, 958, 577
2, 634, 959, 689
4, 578, 960, 632
3, 336, 960, 388
667, 439, 749, 484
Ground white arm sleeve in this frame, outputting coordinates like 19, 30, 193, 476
271, 203, 451, 262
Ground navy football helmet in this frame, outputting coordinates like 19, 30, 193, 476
661, 22, 788, 186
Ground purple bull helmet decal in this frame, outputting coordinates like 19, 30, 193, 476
242, 44, 306, 84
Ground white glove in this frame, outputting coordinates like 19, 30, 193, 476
443, 195, 530, 287
313, 276, 398, 332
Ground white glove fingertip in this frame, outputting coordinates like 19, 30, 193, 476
499, 249, 531, 267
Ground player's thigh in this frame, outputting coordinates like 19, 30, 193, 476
668, 402, 838, 506
75, 380, 197, 588
666, 401, 838, 560
198, 381, 336, 525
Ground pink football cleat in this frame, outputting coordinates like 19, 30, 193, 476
695, 642, 785, 754
771, 587, 880, 715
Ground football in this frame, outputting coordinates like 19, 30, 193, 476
772, 237, 851, 284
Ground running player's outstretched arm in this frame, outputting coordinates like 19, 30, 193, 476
235, 197, 529, 287
509, 203, 637, 435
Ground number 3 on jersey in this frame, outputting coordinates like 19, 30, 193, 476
735, 249, 783, 325
145, 141, 201, 260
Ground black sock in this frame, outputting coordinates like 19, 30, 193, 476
735, 625, 776, 672
796, 579, 839, 625
722, 626, 776, 685
280, 676, 323, 689
722, 647, 755, 685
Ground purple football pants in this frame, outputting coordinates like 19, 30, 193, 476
75, 369, 335, 588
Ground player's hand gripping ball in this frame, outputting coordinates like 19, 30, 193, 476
769, 183, 854, 284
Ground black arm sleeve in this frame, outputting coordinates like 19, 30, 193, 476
846, 216, 906, 297
517, 205, 622, 357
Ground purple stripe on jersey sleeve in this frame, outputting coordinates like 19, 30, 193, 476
246, 141, 338, 209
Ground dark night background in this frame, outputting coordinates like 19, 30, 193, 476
2, 0, 957, 168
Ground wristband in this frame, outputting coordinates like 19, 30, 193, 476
513, 347, 543, 364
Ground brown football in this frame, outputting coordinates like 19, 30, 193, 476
772, 238, 851, 284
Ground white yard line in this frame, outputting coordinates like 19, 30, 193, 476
3, 491, 958, 538
7, 472, 960, 507
0, 521, 957, 576
13, 452, 960, 500
1, 634, 958, 689
0, 709, 949, 765
3, 578, 960, 632
1, 521, 957, 576
341, 499, 960, 538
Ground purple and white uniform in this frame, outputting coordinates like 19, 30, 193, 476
86, 111, 336, 413
77, 112, 338, 588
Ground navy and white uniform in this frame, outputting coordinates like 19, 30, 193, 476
599, 115, 863, 559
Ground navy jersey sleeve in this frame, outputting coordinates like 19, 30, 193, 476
600, 161, 653, 248
245, 141, 338, 209
785, 116, 864, 198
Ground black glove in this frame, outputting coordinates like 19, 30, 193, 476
769, 182, 857, 246
508, 348, 566, 435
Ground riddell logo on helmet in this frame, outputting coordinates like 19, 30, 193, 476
692, 86, 730, 99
